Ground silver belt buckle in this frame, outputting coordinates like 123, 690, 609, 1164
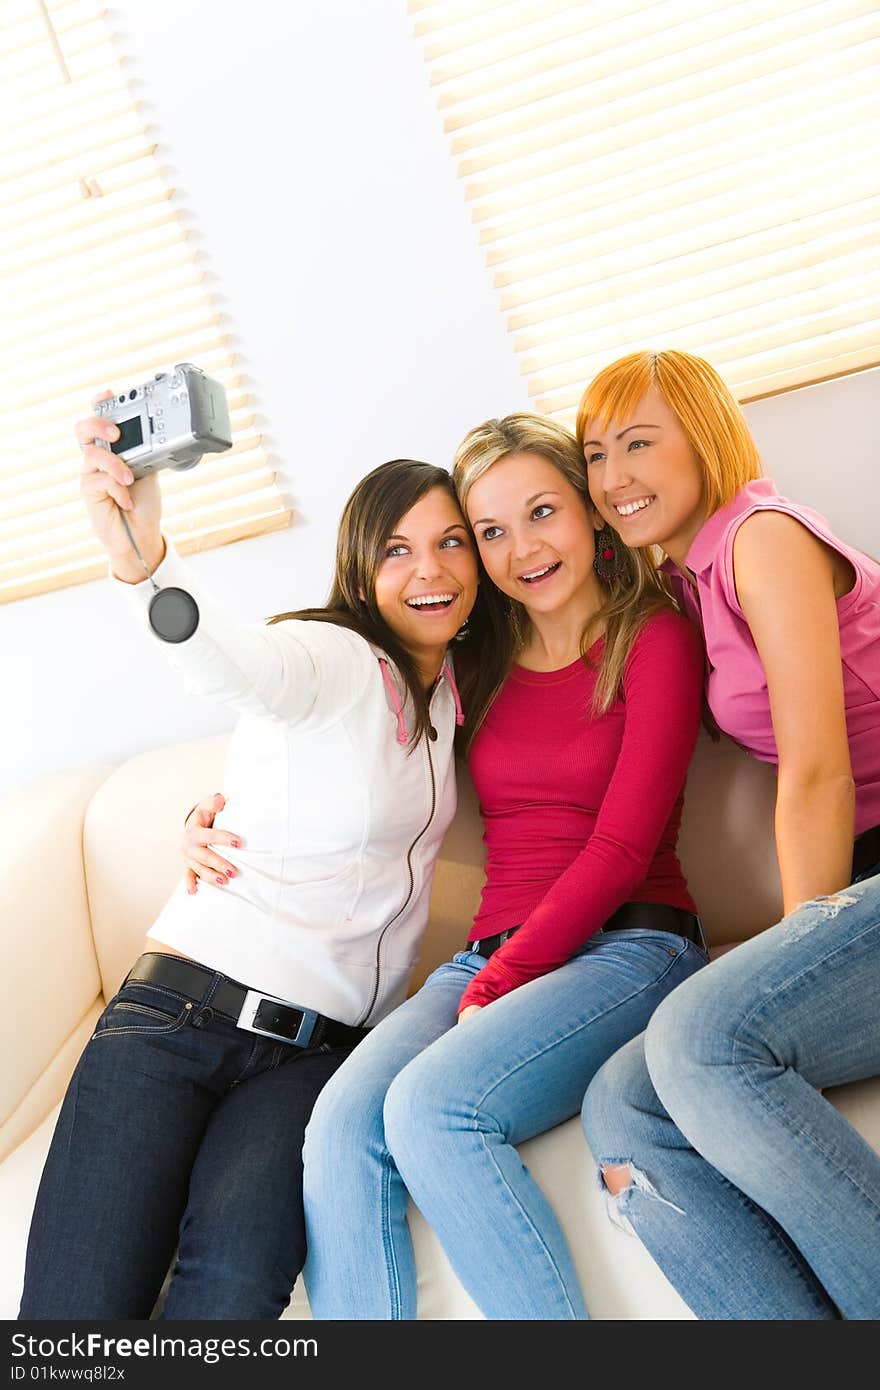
237, 988, 318, 1048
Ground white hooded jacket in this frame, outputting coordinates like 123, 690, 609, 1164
116, 543, 462, 1026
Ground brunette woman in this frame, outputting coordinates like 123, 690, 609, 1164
19, 402, 482, 1319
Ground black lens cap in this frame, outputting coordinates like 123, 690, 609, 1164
148, 586, 200, 643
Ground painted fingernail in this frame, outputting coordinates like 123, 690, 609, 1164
230, 841, 240, 849
216, 875, 226, 885
226, 867, 237, 877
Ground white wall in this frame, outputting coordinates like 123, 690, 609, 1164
4, 0, 878, 801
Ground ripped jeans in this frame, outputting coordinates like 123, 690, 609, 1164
303, 927, 707, 1320
582, 867, 880, 1319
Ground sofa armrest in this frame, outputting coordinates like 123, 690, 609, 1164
0, 766, 112, 1144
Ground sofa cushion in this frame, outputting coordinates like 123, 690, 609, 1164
0, 766, 110, 1139
84, 737, 228, 998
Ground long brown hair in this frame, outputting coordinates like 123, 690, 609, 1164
268, 458, 490, 750
452, 413, 676, 749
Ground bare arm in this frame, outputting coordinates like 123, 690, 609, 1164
733, 511, 855, 913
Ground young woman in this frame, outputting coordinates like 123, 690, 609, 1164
578, 349, 880, 1320
292, 413, 706, 1319
18, 402, 484, 1320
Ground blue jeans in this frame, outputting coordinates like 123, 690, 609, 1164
582, 869, 880, 1320
302, 926, 707, 1319
20, 969, 352, 1320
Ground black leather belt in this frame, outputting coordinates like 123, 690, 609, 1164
853, 824, 880, 880
125, 953, 371, 1050
470, 901, 704, 959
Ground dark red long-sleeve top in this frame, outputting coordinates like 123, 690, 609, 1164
459, 609, 704, 1013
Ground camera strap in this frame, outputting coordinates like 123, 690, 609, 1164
117, 505, 200, 644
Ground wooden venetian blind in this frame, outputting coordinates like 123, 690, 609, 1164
409, 0, 880, 422
0, 0, 290, 605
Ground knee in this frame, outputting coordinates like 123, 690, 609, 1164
598, 1163, 633, 1197
582, 1051, 691, 1225
382, 1059, 435, 1166
581, 1045, 676, 1220
642, 983, 700, 1094
644, 965, 773, 1116
171, 1233, 299, 1318
581, 1037, 654, 1160
383, 1053, 468, 1173
302, 1070, 386, 1193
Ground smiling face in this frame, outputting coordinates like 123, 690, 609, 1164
373, 485, 478, 675
582, 387, 706, 567
465, 450, 603, 627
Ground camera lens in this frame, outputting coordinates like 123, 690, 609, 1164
129, 389, 137, 400
118, 395, 125, 403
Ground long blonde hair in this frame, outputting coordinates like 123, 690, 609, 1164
576, 349, 762, 516
452, 412, 675, 744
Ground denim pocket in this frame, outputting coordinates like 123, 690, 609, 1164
586, 928, 708, 963
115, 1001, 185, 1024
636, 931, 711, 964
93, 987, 192, 1040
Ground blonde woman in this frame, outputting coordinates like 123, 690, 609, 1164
579, 349, 880, 1320
285, 413, 707, 1319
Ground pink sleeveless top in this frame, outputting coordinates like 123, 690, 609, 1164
664, 478, 880, 835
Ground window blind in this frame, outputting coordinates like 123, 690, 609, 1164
409, 0, 880, 422
0, 0, 290, 605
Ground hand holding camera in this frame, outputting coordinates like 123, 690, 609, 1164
79, 364, 233, 639
78, 391, 165, 581
79, 363, 232, 581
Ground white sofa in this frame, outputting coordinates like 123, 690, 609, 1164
2, 729, 879, 1320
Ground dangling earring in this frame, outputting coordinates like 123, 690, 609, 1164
593, 524, 627, 583
509, 601, 526, 650
453, 616, 470, 642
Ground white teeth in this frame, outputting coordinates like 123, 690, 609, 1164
405, 593, 455, 607
522, 564, 555, 581
615, 497, 655, 517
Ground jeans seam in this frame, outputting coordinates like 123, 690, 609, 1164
730, 1039, 880, 1224
471, 1126, 582, 1318
228, 1037, 264, 1087
380, 1152, 403, 1319
712, 1174, 839, 1315
727, 915, 880, 1221
123, 981, 189, 1003
91, 1005, 191, 1041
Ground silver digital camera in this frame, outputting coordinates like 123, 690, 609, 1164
93, 363, 232, 479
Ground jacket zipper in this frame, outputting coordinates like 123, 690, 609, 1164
358, 700, 440, 1026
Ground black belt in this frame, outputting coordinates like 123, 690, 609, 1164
470, 901, 704, 959
125, 953, 371, 1050
853, 824, 880, 880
